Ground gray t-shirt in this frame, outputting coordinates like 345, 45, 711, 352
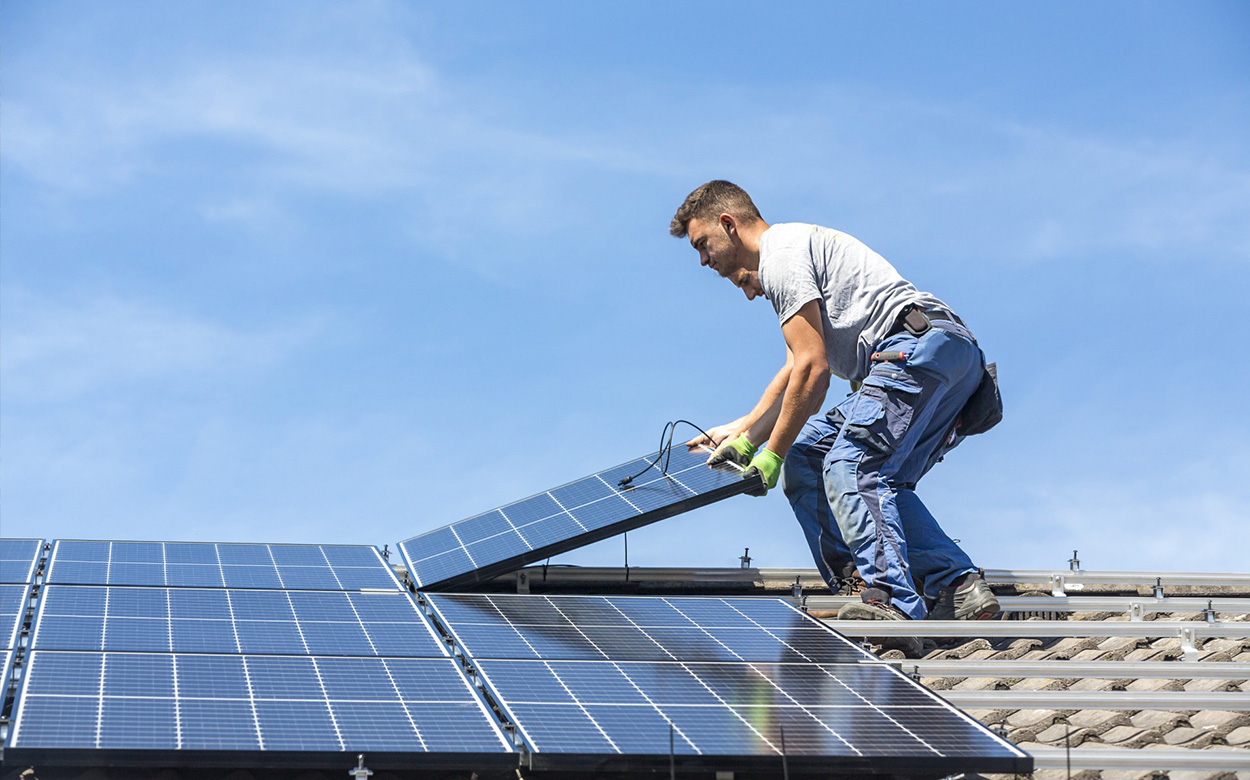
758, 222, 947, 382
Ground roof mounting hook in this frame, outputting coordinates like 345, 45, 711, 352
1203, 600, 1217, 623
740, 547, 752, 569
791, 576, 803, 603
1068, 549, 1080, 571
1129, 602, 1144, 622
348, 754, 373, 780
1179, 626, 1199, 662
1050, 573, 1066, 598
1153, 577, 1165, 599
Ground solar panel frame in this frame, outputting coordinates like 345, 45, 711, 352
44, 540, 404, 591
4, 649, 517, 768
1, 583, 32, 651
427, 594, 1032, 776
30, 584, 449, 658
400, 445, 762, 590
0, 538, 44, 584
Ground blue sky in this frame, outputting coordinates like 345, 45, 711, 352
3, 1, 1249, 574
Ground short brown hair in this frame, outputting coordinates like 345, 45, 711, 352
669, 180, 763, 238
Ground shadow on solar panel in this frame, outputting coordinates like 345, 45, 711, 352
400, 444, 762, 590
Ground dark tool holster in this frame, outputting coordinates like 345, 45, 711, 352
956, 362, 1003, 436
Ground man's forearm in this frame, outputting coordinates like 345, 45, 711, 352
740, 363, 790, 446
763, 359, 829, 459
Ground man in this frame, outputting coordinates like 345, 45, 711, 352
672, 181, 998, 647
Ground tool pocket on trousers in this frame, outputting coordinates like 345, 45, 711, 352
842, 384, 916, 458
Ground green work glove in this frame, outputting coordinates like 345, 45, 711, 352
708, 436, 757, 468
743, 448, 784, 496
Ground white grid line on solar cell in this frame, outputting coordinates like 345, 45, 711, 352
1, 584, 31, 650
399, 445, 735, 584
9, 650, 513, 753
45, 541, 403, 591
0, 539, 44, 584
30, 585, 447, 658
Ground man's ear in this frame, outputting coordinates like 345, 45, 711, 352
719, 213, 738, 238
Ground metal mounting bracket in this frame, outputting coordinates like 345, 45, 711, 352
1050, 573, 1066, 597
1179, 627, 1199, 662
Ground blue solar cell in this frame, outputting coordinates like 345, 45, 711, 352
163, 543, 219, 564
406, 703, 513, 753
288, 591, 356, 621
176, 655, 250, 698
107, 587, 168, 617
235, 620, 307, 654
171, 619, 240, 653
384, 658, 479, 702
400, 444, 758, 589
180, 699, 261, 750
279, 566, 343, 590
216, 544, 273, 565
168, 588, 231, 619
347, 591, 422, 621
54, 540, 110, 562
25, 652, 102, 696
228, 589, 295, 620
103, 617, 170, 652
300, 621, 375, 655
509, 703, 616, 754
109, 562, 166, 586
12, 696, 99, 748
35, 615, 105, 651
547, 663, 648, 705
109, 542, 165, 563
166, 563, 226, 587
39, 585, 106, 616
366, 622, 448, 656
332, 701, 424, 751
268, 545, 328, 566
315, 656, 393, 699
99, 697, 180, 749
245, 655, 323, 699
255, 700, 341, 750
222, 565, 284, 589
103, 653, 175, 697
0, 538, 43, 583
333, 566, 400, 590
49, 560, 109, 584
321, 546, 384, 567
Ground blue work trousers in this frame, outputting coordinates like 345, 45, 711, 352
781, 319, 984, 620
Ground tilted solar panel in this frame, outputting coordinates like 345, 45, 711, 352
400, 444, 761, 589
426, 594, 1032, 776
1, 538, 43, 584
45, 540, 401, 590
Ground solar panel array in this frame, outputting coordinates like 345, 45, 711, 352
1, 537, 42, 584
427, 594, 1031, 774
400, 444, 761, 589
5, 540, 513, 765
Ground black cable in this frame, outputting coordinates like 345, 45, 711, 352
617, 419, 716, 488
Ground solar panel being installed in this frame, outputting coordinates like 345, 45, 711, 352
45, 540, 401, 590
1, 538, 43, 584
426, 594, 1031, 775
400, 445, 760, 590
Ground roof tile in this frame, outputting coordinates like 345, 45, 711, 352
1130, 711, 1192, 731
1223, 725, 1250, 746
1162, 726, 1221, 748
1095, 725, 1165, 748
1188, 710, 1250, 736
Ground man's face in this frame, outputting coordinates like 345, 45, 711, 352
687, 216, 764, 301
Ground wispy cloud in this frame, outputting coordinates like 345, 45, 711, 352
1, 290, 324, 404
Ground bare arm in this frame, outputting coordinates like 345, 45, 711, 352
764, 300, 830, 459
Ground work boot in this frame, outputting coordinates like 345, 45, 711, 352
836, 588, 923, 658
928, 571, 1000, 621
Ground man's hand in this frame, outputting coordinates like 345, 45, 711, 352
685, 421, 743, 451
742, 448, 784, 496
708, 436, 757, 468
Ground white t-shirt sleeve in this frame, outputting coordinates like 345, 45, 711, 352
760, 235, 822, 326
